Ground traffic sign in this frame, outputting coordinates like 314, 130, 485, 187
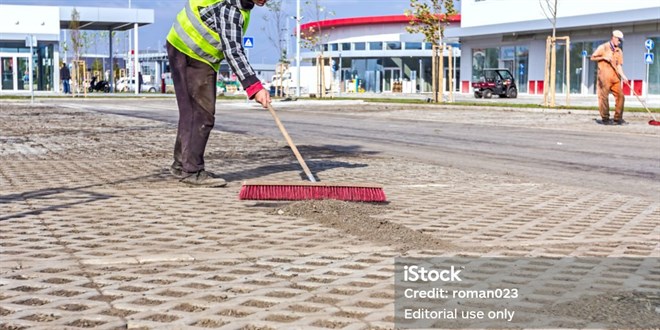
581, 50, 588, 57
645, 53, 654, 65
25, 35, 37, 47
645, 39, 654, 51
242, 36, 254, 49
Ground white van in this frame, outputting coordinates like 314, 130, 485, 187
115, 77, 157, 93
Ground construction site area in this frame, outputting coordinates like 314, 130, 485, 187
1, 97, 658, 329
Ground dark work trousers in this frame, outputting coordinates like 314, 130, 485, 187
166, 42, 217, 173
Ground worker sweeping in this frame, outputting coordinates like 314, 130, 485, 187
590, 30, 629, 125
166, 0, 271, 187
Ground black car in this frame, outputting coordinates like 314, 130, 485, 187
472, 69, 518, 99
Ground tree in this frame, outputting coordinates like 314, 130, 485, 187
405, 0, 457, 102
262, 0, 289, 64
539, 0, 567, 107
69, 8, 83, 96
539, 0, 558, 39
263, 0, 290, 96
300, 0, 334, 97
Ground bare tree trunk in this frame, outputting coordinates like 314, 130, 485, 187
439, 44, 444, 102
550, 38, 556, 107
320, 56, 325, 98
448, 45, 454, 102
543, 37, 551, 106
432, 45, 438, 102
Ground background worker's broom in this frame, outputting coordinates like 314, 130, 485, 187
608, 61, 660, 126
623, 80, 660, 126
239, 104, 387, 202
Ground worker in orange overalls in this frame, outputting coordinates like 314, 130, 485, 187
590, 30, 629, 125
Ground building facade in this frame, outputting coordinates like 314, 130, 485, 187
0, 4, 153, 93
299, 15, 461, 94
448, 0, 660, 96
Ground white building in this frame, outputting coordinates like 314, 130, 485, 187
299, 15, 461, 94
448, 0, 660, 96
0, 4, 153, 93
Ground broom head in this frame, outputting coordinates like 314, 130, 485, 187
649, 120, 660, 126
239, 181, 387, 202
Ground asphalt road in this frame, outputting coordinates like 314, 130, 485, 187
55, 99, 659, 199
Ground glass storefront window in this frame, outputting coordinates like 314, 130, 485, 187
387, 42, 402, 50
405, 42, 422, 50
472, 46, 526, 92
330, 43, 338, 51
649, 37, 660, 95
369, 42, 382, 50
472, 47, 499, 81
499, 46, 528, 93
515, 46, 528, 94
341, 43, 351, 51
17, 57, 28, 90
1, 57, 14, 90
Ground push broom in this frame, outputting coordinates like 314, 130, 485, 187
623, 80, 660, 126
607, 61, 660, 126
239, 104, 387, 202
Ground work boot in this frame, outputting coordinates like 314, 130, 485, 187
179, 170, 227, 187
612, 119, 626, 125
595, 118, 611, 125
169, 162, 184, 178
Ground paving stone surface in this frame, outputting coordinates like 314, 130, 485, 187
0, 101, 658, 329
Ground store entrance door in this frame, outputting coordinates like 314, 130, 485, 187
383, 68, 401, 92
1, 54, 31, 91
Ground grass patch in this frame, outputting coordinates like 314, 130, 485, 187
361, 98, 660, 113
4, 94, 658, 113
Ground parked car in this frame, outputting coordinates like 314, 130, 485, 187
115, 77, 157, 93
472, 68, 518, 99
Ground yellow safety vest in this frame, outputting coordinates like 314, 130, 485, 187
167, 0, 250, 71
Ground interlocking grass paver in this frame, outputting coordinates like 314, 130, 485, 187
1, 102, 658, 329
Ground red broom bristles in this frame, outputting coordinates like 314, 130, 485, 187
239, 182, 387, 202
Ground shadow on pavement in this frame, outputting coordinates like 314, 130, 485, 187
222, 160, 369, 183
0, 173, 166, 222
0, 188, 113, 222
219, 144, 380, 182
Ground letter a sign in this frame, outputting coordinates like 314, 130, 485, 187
243, 36, 254, 49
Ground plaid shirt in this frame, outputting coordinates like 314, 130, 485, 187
199, 0, 259, 89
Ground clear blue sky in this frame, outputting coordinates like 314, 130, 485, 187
3, 0, 416, 64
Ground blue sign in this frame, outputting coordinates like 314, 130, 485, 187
581, 50, 588, 57
645, 39, 654, 51
645, 53, 654, 65
242, 36, 254, 49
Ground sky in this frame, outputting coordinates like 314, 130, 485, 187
3, 0, 415, 64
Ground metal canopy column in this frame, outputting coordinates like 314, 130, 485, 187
134, 23, 139, 95
109, 28, 114, 92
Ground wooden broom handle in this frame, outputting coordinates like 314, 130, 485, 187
266, 104, 317, 182
608, 61, 658, 121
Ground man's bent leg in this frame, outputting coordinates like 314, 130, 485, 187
612, 81, 625, 122
167, 43, 193, 174
597, 79, 611, 120
182, 55, 217, 173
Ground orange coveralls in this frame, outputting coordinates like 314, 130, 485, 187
591, 42, 625, 121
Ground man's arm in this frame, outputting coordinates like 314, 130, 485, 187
217, 5, 263, 99
590, 44, 609, 62
616, 51, 628, 82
